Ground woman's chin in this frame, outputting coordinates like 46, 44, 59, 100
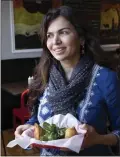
54, 56, 66, 62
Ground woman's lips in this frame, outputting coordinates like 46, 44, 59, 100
54, 47, 65, 53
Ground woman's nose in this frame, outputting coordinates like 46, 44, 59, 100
53, 34, 61, 45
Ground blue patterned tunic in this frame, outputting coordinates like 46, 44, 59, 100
26, 64, 120, 156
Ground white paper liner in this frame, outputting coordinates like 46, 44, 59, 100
7, 113, 86, 153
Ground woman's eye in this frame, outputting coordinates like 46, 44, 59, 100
61, 31, 69, 35
47, 34, 52, 39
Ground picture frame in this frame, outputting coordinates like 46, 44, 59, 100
100, 0, 120, 51
10, 0, 43, 53
10, 0, 62, 54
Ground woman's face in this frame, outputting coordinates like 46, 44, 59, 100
46, 16, 81, 65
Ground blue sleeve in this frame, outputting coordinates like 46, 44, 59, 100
25, 114, 39, 125
98, 68, 120, 154
25, 94, 43, 125
103, 70, 120, 136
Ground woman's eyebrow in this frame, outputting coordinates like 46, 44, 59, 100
59, 28, 71, 31
47, 28, 71, 34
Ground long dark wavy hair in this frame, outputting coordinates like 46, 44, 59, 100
27, 6, 120, 113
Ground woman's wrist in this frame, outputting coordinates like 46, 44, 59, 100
97, 134, 118, 146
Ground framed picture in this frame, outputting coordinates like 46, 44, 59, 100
60, 0, 120, 51
10, 0, 62, 53
100, 0, 120, 51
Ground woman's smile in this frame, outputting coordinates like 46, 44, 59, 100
53, 47, 66, 53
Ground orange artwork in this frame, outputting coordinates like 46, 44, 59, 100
100, 0, 120, 45
12, 0, 62, 50
101, 2, 120, 30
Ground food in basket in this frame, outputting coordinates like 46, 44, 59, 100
34, 122, 77, 141
65, 127, 77, 138
34, 123, 45, 140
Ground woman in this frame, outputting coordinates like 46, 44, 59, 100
15, 6, 120, 156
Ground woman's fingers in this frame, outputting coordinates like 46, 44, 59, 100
79, 124, 95, 138
14, 126, 23, 137
79, 124, 89, 129
80, 124, 100, 149
79, 124, 93, 132
14, 124, 33, 138
78, 124, 87, 134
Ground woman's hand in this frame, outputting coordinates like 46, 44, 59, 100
14, 124, 40, 151
79, 124, 101, 149
14, 124, 34, 138
60, 124, 101, 152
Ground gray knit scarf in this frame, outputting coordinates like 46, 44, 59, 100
47, 55, 94, 116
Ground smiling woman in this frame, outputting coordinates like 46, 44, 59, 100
14, 5, 120, 156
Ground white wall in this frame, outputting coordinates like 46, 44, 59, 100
1, 1, 41, 60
